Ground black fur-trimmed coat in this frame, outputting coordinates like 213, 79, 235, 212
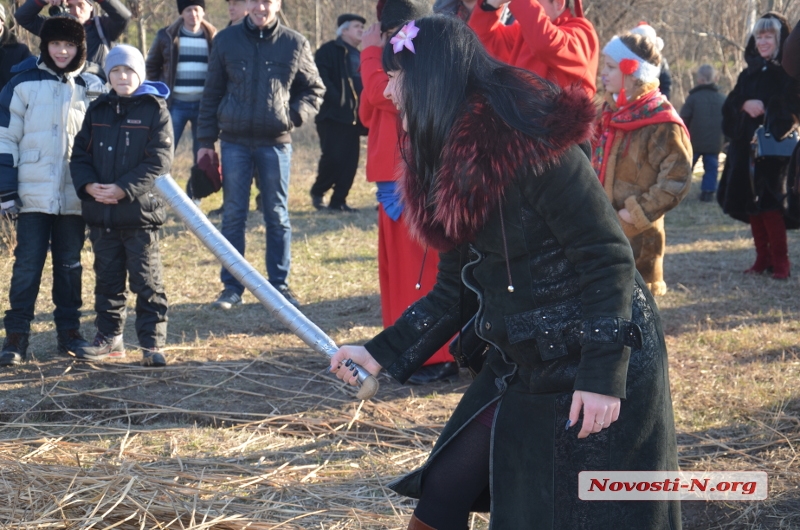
718, 12, 800, 225
364, 86, 680, 528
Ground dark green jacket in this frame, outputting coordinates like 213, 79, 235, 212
679, 84, 726, 154
364, 91, 680, 529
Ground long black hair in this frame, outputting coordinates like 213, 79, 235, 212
382, 15, 562, 190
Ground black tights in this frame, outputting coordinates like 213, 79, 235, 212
413, 419, 491, 530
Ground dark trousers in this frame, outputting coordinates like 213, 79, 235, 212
4, 213, 85, 334
89, 227, 168, 349
310, 120, 361, 208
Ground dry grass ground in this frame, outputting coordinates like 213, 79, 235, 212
0, 132, 799, 529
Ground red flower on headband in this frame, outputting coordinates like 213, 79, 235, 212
619, 58, 639, 76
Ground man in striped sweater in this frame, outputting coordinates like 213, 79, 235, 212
146, 0, 216, 165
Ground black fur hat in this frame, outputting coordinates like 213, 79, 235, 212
379, 0, 431, 33
39, 15, 86, 74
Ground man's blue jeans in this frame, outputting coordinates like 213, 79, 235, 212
693, 153, 720, 192
220, 140, 292, 294
170, 99, 200, 160
4, 213, 85, 334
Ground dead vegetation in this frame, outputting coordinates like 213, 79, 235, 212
0, 137, 799, 528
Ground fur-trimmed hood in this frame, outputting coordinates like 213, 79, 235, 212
401, 85, 597, 251
744, 11, 791, 72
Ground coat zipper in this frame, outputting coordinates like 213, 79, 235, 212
121, 130, 130, 168
343, 46, 358, 126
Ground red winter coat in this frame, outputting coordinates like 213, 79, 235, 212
469, 0, 599, 97
359, 46, 401, 183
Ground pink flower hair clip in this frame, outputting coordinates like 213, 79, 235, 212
390, 20, 419, 54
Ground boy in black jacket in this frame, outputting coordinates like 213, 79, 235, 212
70, 44, 173, 366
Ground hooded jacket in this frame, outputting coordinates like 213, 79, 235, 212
197, 17, 325, 147
718, 12, 800, 223
363, 81, 679, 528
0, 55, 104, 214
70, 81, 174, 229
469, 0, 599, 97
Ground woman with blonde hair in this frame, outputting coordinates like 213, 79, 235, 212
718, 12, 800, 279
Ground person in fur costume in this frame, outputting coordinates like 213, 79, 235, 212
718, 13, 800, 280
331, 16, 679, 530
593, 32, 692, 296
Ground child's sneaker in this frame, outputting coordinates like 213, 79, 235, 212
76, 332, 126, 361
141, 348, 167, 367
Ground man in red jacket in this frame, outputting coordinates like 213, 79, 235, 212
470, 0, 599, 97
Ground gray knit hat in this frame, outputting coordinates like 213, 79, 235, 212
104, 44, 146, 85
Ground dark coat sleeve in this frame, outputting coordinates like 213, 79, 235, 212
145, 29, 167, 82
659, 64, 672, 99
197, 40, 226, 147
782, 22, 800, 80
13, 0, 46, 37
364, 247, 477, 383
288, 39, 325, 127
70, 105, 102, 200
722, 71, 747, 140
115, 103, 174, 200
96, 0, 131, 42
315, 42, 342, 109
521, 149, 635, 398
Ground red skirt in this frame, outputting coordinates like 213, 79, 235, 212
377, 206, 455, 365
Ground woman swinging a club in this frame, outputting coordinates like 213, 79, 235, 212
330, 15, 680, 530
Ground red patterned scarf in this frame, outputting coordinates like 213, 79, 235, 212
592, 89, 687, 185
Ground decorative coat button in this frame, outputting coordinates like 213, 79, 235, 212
484, 321, 492, 330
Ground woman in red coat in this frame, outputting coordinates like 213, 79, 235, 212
360, 0, 457, 383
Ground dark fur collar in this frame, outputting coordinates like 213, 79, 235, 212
401, 85, 597, 251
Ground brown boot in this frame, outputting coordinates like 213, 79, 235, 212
408, 514, 436, 530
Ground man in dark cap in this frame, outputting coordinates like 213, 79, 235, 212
146, 0, 216, 165
14, 0, 130, 68
309, 13, 366, 212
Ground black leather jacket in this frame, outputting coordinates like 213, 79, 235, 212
197, 17, 325, 147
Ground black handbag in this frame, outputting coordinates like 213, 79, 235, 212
752, 114, 799, 160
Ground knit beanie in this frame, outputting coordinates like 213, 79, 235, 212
104, 44, 146, 86
39, 15, 86, 74
177, 0, 205, 14
379, 0, 431, 33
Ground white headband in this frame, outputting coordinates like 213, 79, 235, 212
603, 36, 661, 83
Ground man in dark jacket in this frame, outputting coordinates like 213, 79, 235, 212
15, 0, 130, 68
309, 13, 365, 212
0, 4, 32, 92
145, 0, 216, 162
197, 0, 324, 310
680, 64, 726, 201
